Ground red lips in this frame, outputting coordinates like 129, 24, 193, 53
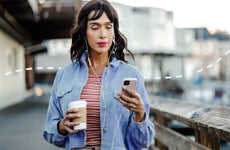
97, 42, 107, 47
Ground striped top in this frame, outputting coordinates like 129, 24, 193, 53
80, 74, 102, 146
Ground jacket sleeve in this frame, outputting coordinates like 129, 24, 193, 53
125, 75, 155, 149
43, 71, 68, 148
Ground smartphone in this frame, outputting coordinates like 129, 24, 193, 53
122, 78, 137, 91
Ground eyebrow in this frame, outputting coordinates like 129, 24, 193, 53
88, 21, 113, 26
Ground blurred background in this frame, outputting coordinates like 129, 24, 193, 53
0, 0, 230, 149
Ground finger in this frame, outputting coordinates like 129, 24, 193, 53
122, 94, 138, 105
117, 93, 139, 109
64, 121, 80, 134
116, 93, 138, 111
66, 108, 80, 114
127, 103, 137, 109
65, 114, 69, 120
116, 93, 128, 105
117, 92, 132, 102
64, 126, 75, 134
67, 113, 82, 120
133, 92, 140, 98
127, 102, 139, 112
70, 122, 81, 133
130, 107, 136, 112
122, 86, 138, 97
122, 86, 140, 100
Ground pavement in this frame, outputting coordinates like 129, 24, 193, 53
0, 93, 62, 150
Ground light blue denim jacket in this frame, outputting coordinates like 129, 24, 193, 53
43, 53, 155, 150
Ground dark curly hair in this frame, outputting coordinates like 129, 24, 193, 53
70, 0, 134, 62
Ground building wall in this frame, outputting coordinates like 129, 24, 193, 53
176, 28, 195, 55
176, 27, 230, 82
0, 29, 32, 109
113, 3, 176, 53
111, 3, 180, 83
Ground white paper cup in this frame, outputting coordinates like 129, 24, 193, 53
68, 100, 87, 130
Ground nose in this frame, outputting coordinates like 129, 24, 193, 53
99, 28, 107, 39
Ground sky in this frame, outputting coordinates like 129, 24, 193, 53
110, 0, 230, 34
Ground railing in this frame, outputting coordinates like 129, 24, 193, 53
149, 96, 230, 150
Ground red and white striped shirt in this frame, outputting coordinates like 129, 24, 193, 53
80, 74, 102, 146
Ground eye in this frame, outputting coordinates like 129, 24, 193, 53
89, 24, 99, 30
106, 25, 113, 30
91, 27, 98, 30
106, 27, 112, 30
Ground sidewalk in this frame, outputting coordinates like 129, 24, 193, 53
0, 93, 62, 150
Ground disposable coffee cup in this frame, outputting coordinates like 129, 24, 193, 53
68, 100, 87, 130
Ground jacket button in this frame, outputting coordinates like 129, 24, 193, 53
103, 128, 107, 133
102, 105, 106, 110
139, 125, 144, 128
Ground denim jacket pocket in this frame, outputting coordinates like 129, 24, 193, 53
57, 85, 74, 98
56, 85, 75, 113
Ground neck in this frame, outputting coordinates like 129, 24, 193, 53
87, 53, 109, 75
88, 52, 109, 68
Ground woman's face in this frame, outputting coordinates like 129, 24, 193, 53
86, 11, 114, 55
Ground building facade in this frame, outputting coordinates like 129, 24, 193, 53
0, 29, 33, 109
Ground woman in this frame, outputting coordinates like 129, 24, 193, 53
43, 0, 155, 149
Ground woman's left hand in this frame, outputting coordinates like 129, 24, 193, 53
116, 86, 146, 122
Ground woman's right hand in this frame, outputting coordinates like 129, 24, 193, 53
58, 108, 82, 135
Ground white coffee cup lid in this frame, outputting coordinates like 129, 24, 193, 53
69, 100, 87, 108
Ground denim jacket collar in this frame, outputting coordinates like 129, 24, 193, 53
72, 52, 122, 69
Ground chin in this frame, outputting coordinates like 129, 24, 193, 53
96, 47, 110, 53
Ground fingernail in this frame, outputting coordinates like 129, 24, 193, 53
116, 92, 121, 97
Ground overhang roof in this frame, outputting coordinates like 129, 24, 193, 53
0, 0, 82, 47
